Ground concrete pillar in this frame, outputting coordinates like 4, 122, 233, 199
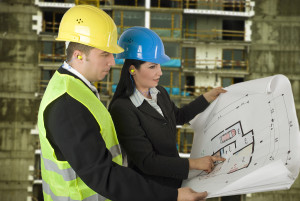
0, 0, 39, 200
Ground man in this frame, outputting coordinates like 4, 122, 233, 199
38, 5, 208, 201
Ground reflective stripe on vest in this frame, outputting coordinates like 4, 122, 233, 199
38, 71, 122, 201
41, 144, 121, 181
42, 180, 107, 201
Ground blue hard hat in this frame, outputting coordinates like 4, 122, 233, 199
116, 27, 170, 64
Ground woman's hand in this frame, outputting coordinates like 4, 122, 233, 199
203, 87, 227, 103
189, 156, 226, 173
177, 188, 207, 201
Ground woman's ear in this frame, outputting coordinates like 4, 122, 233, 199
129, 65, 136, 75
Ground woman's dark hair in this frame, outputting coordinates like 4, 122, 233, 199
108, 59, 146, 110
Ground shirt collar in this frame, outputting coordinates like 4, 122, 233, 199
130, 87, 160, 107
62, 61, 100, 99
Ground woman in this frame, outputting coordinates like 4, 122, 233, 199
109, 27, 226, 188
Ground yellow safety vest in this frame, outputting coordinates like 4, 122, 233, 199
38, 71, 122, 201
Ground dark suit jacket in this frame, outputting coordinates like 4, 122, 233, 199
110, 85, 209, 188
44, 68, 178, 201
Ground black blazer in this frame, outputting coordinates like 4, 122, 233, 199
44, 68, 178, 201
110, 85, 209, 188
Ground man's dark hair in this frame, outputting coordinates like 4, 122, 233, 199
66, 42, 94, 62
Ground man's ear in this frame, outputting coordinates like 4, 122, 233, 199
73, 50, 84, 61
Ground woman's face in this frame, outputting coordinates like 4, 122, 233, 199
133, 62, 163, 91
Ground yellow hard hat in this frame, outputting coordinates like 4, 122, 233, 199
56, 5, 124, 54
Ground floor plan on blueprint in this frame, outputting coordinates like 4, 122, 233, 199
182, 75, 300, 198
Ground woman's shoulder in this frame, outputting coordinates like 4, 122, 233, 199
110, 97, 132, 110
156, 86, 170, 99
156, 85, 167, 94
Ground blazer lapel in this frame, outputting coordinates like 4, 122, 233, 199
138, 100, 165, 121
157, 90, 169, 120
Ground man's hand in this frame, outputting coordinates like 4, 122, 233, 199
178, 187, 207, 201
203, 87, 227, 103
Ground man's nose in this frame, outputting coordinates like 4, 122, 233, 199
108, 53, 115, 66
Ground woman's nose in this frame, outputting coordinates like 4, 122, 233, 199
157, 64, 163, 76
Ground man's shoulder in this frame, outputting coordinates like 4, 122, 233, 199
45, 93, 84, 114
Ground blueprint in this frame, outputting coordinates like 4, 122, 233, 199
182, 75, 300, 198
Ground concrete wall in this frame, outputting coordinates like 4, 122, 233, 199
0, 0, 39, 200
246, 0, 300, 200
194, 43, 247, 88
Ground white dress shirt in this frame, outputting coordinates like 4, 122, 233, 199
130, 87, 164, 117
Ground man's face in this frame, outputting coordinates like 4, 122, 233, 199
82, 48, 115, 82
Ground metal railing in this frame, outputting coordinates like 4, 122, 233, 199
94, 81, 115, 96
183, 28, 245, 41
75, 0, 110, 7
184, 0, 251, 11
37, 0, 253, 11
38, 79, 114, 95
151, 27, 182, 39
42, 21, 59, 33
150, 0, 183, 8
183, 85, 214, 97
42, 18, 245, 41
39, 53, 66, 62
177, 126, 194, 153
37, 0, 74, 2
181, 58, 248, 70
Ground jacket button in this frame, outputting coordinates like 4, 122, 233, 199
162, 122, 167, 126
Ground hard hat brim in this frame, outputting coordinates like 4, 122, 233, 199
56, 37, 124, 54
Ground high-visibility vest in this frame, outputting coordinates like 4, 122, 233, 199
38, 71, 122, 201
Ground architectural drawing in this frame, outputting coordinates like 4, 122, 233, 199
182, 75, 300, 198
212, 121, 254, 174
